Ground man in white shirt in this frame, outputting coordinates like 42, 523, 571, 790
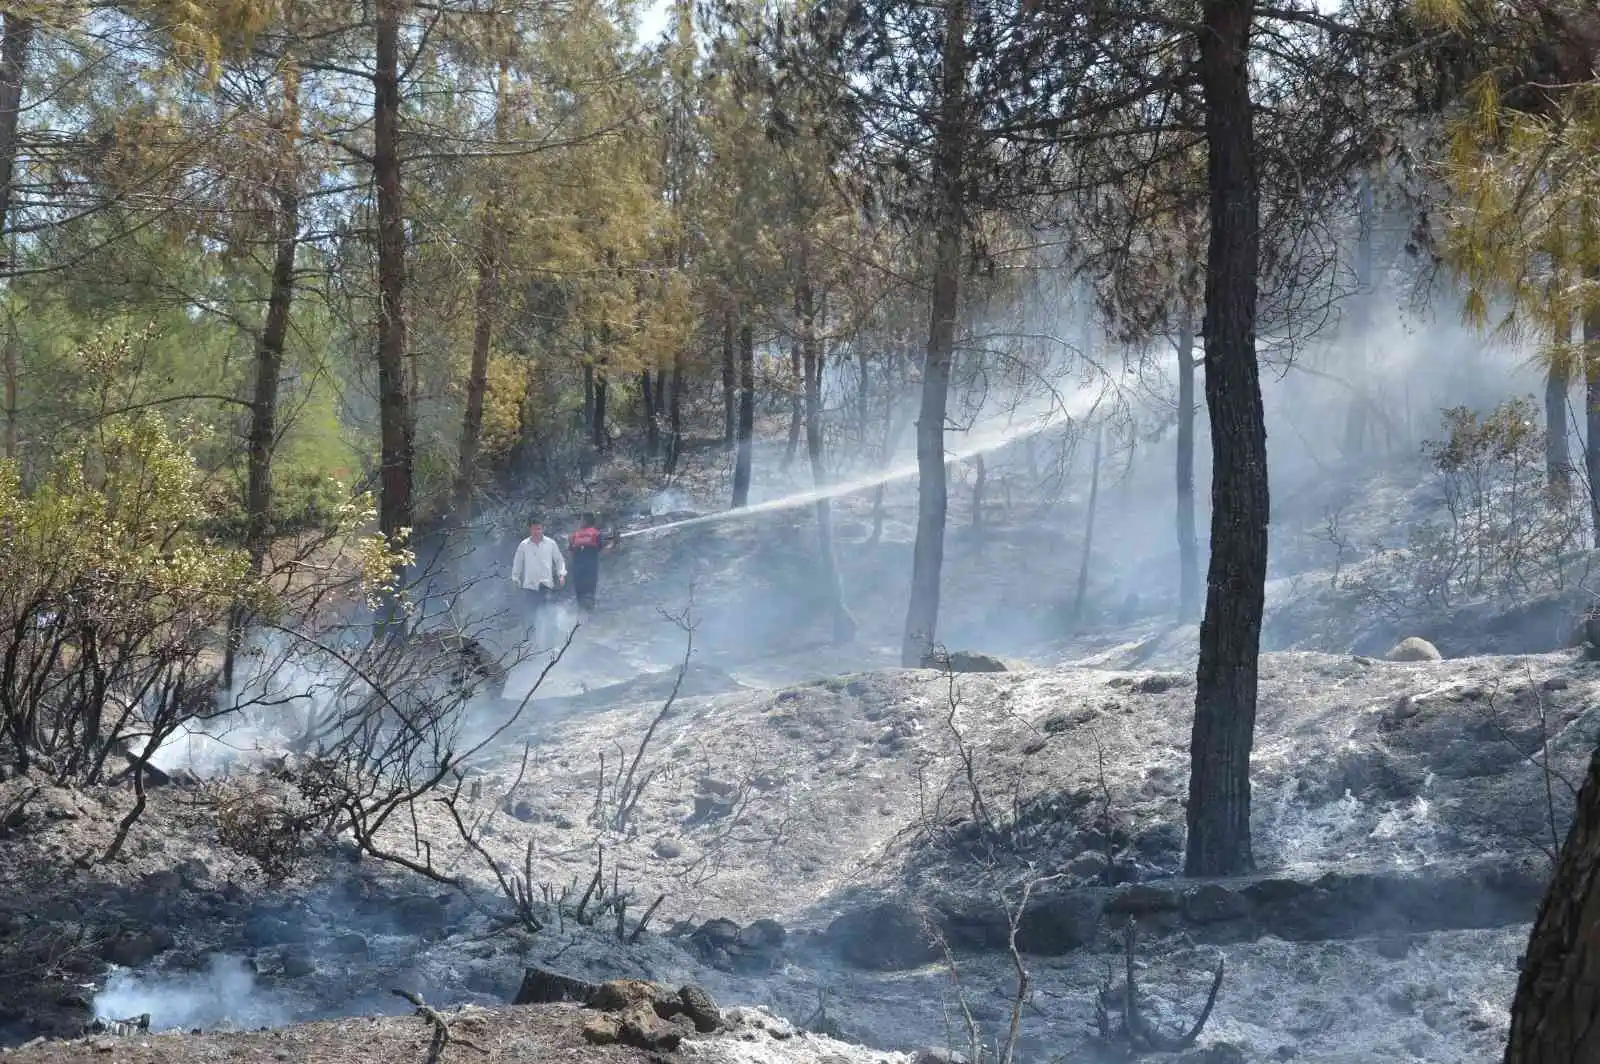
510, 516, 566, 648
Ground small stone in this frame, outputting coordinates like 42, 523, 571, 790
1542, 677, 1570, 692
653, 838, 683, 860
678, 985, 722, 1033
581, 1015, 621, 1046
331, 932, 369, 957
1064, 852, 1109, 881
1183, 884, 1251, 924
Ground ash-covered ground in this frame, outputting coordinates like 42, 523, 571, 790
1, 422, 1589, 1064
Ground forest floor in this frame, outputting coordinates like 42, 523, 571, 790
2, 431, 1591, 1064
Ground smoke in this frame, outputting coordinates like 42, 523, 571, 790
94, 955, 293, 1032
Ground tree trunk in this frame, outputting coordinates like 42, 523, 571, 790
451, 59, 509, 525
733, 323, 755, 507
1547, 309, 1572, 500
801, 279, 856, 644
0, 13, 31, 250
900, 0, 966, 668
641, 371, 659, 458
1502, 744, 1600, 1063
870, 344, 903, 545
1586, 270, 1600, 547
0, 14, 32, 466
1185, 0, 1267, 878
1341, 169, 1374, 459
722, 308, 737, 448
583, 359, 595, 438
373, 0, 414, 609
593, 367, 608, 450
1177, 295, 1201, 622
1073, 424, 1103, 624
970, 454, 985, 533
784, 336, 803, 470
665, 351, 684, 475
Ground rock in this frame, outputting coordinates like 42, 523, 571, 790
1133, 823, 1185, 861
1542, 676, 1570, 692
825, 902, 939, 971
1374, 933, 1413, 960
1105, 885, 1181, 916
678, 985, 722, 1033
513, 966, 599, 1006
280, 948, 315, 978
652, 838, 684, 860
919, 649, 1008, 673
1182, 885, 1252, 925
1064, 852, 1109, 882
1133, 674, 1186, 694
101, 927, 175, 968
395, 894, 450, 935
913, 1050, 970, 1064
244, 915, 307, 948
737, 918, 786, 951
331, 932, 369, 958
1179, 1045, 1247, 1064
1385, 637, 1442, 662
1016, 892, 1103, 954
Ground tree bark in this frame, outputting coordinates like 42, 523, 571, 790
0, 14, 32, 465
1073, 424, 1103, 624
970, 453, 985, 533
1185, 0, 1267, 878
373, 0, 414, 600
0, 12, 31, 250
1340, 169, 1374, 459
784, 334, 803, 470
800, 277, 856, 643
1502, 744, 1600, 1063
900, 0, 966, 668
641, 371, 659, 458
1548, 310, 1573, 500
665, 351, 684, 475
733, 323, 755, 507
722, 308, 737, 448
452, 59, 509, 525
1176, 295, 1201, 622
870, 342, 904, 545
1586, 268, 1600, 546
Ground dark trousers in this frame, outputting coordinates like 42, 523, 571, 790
571, 552, 600, 609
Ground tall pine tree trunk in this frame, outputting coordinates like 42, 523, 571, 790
870, 343, 904, 545
452, 59, 509, 525
1073, 424, 1103, 624
733, 323, 755, 507
901, 0, 966, 668
1586, 268, 1600, 546
722, 308, 737, 448
1185, 0, 1268, 878
227, 64, 301, 687
665, 352, 684, 475
801, 277, 855, 643
0, 14, 32, 466
784, 336, 803, 469
641, 371, 659, 458
1547, 320, 1572, 500
592, 370, 608, 450
1176, 295, 1201, 622
373, 0, 414, 613
1502, 743, 1600, 1063
1341, 169, 1374, 459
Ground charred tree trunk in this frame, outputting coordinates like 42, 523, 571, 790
1177, 296, 1201, 622
1, 14, 33, 465
784, 336, 803, 470
1586, 271, 1600, 546
900, 0, 966, 668
583, 359, 595, 438
722, 309, 737, 449
1502, 743, 1600, 1063
373, 0, 414, 623
1185, 0, 1267, 878
733, 323, 755, 507
452, 60, 509, 526
970, 454, 985, 533
641, 371, 659, 458
1072, 424, 1103, 624
801, 279, 856, 644
593, 359, 609, 450
665, 352, 684, 475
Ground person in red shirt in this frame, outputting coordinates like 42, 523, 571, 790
567, 512, 612, 612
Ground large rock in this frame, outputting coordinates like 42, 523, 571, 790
920, 649, 1009, 673
825, 901, 940, 971
1385, 637, 1442, 662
